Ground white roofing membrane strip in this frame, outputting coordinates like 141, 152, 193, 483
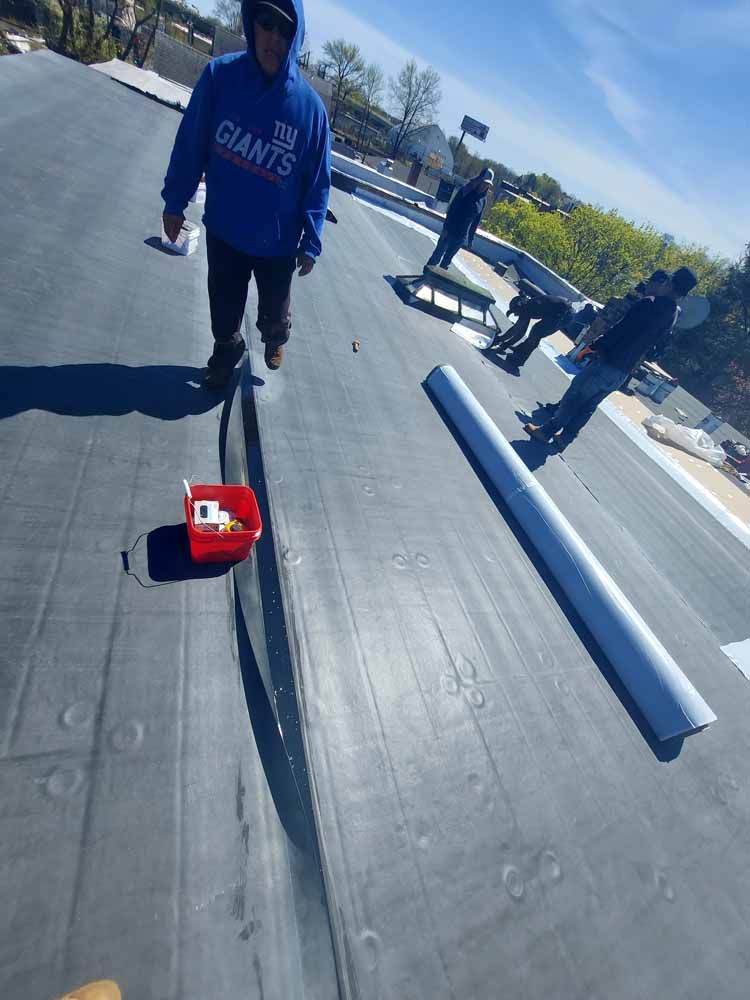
721, 639, 750, 682
427, 364, 717, 741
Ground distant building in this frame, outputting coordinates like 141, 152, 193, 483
388, 124, 454, 174
301, 67, 334, 117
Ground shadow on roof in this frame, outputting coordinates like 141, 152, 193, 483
121, 523, 232, 587
0, 364, 221, 421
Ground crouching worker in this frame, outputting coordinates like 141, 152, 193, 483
162, 0, 331, 386
489, 291, 571, 371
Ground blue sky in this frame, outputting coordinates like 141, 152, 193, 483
197, 0, 750, 259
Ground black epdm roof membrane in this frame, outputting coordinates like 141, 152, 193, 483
2, 50, 750, 1000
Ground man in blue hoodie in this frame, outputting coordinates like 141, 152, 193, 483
162, 0, 331, 385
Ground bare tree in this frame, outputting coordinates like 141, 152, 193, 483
212, 0, 243, 34
120, 0, 160, 62
111, 0, 136, 39
141, 0, 164, 64
389, 59, 441, 157
105, 0, 121, 39
321, 38, 365, 128
356, 62, 384, 151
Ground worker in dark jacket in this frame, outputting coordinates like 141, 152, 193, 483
488, 290, 571, 370
524, 267, 697, 451
162, 0, 331, 386
425, 168, 494, 270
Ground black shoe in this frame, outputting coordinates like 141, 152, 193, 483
202, 366, 236, 389
552, 431, 570, 452
203, 336, 245, 388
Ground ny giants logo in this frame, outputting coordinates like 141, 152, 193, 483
214, 119, 299, 180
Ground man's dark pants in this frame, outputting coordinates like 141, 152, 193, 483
426, 228, 463, 269
540, 357, 629, 445
507, 313, 566, 367
206, 230, 296, 369
495, 298, 569, 367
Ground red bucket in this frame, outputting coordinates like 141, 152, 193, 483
184, 484, 262, 564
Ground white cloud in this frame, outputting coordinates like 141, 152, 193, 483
304, 0, 746, 257
584, 67, 647, 142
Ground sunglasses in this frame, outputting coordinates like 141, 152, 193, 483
254, 10, 295, 41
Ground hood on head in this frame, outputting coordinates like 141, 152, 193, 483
241, 0, 305, 88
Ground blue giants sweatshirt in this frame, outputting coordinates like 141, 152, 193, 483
162, 0, 331, 258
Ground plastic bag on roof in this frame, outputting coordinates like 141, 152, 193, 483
643, 414, 726, 467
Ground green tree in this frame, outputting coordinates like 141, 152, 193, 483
121, 0, 160, 63
49, 0, 119, 62
485, 199, 727, 303
562, 204, 668, 300
527, 172, 564, 208
322, 38, 365, 129
663, 245, 748, 431
485, 199, 573, 277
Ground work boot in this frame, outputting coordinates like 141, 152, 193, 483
524, 423, 553, 444
58, 981, 121, 1000
552, 431, 569, 452
265, 343, 284, 370
203, 335, 246, 389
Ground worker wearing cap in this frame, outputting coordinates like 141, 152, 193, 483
574, 269, 671, 354
162, 0, 331, 385
425, 168, 494, 271
524, 267, 698, 451
487, 290, 572, 371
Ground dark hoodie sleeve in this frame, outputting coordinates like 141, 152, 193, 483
594, 296, 677, 368
445, 185, 466, 225
161, 64, 214, 216
467, 196, 485, 245
298, 106, 331, 259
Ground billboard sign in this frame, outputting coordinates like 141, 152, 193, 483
461, 115, 489, 142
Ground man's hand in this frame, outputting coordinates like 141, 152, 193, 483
576, 345, 595, 363
162, 212, 184, 244
297, 253, 315, 277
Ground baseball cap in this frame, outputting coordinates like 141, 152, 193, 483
671, 266, 698, 296
480, 168, 495, 183
255, 0, 296, 25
